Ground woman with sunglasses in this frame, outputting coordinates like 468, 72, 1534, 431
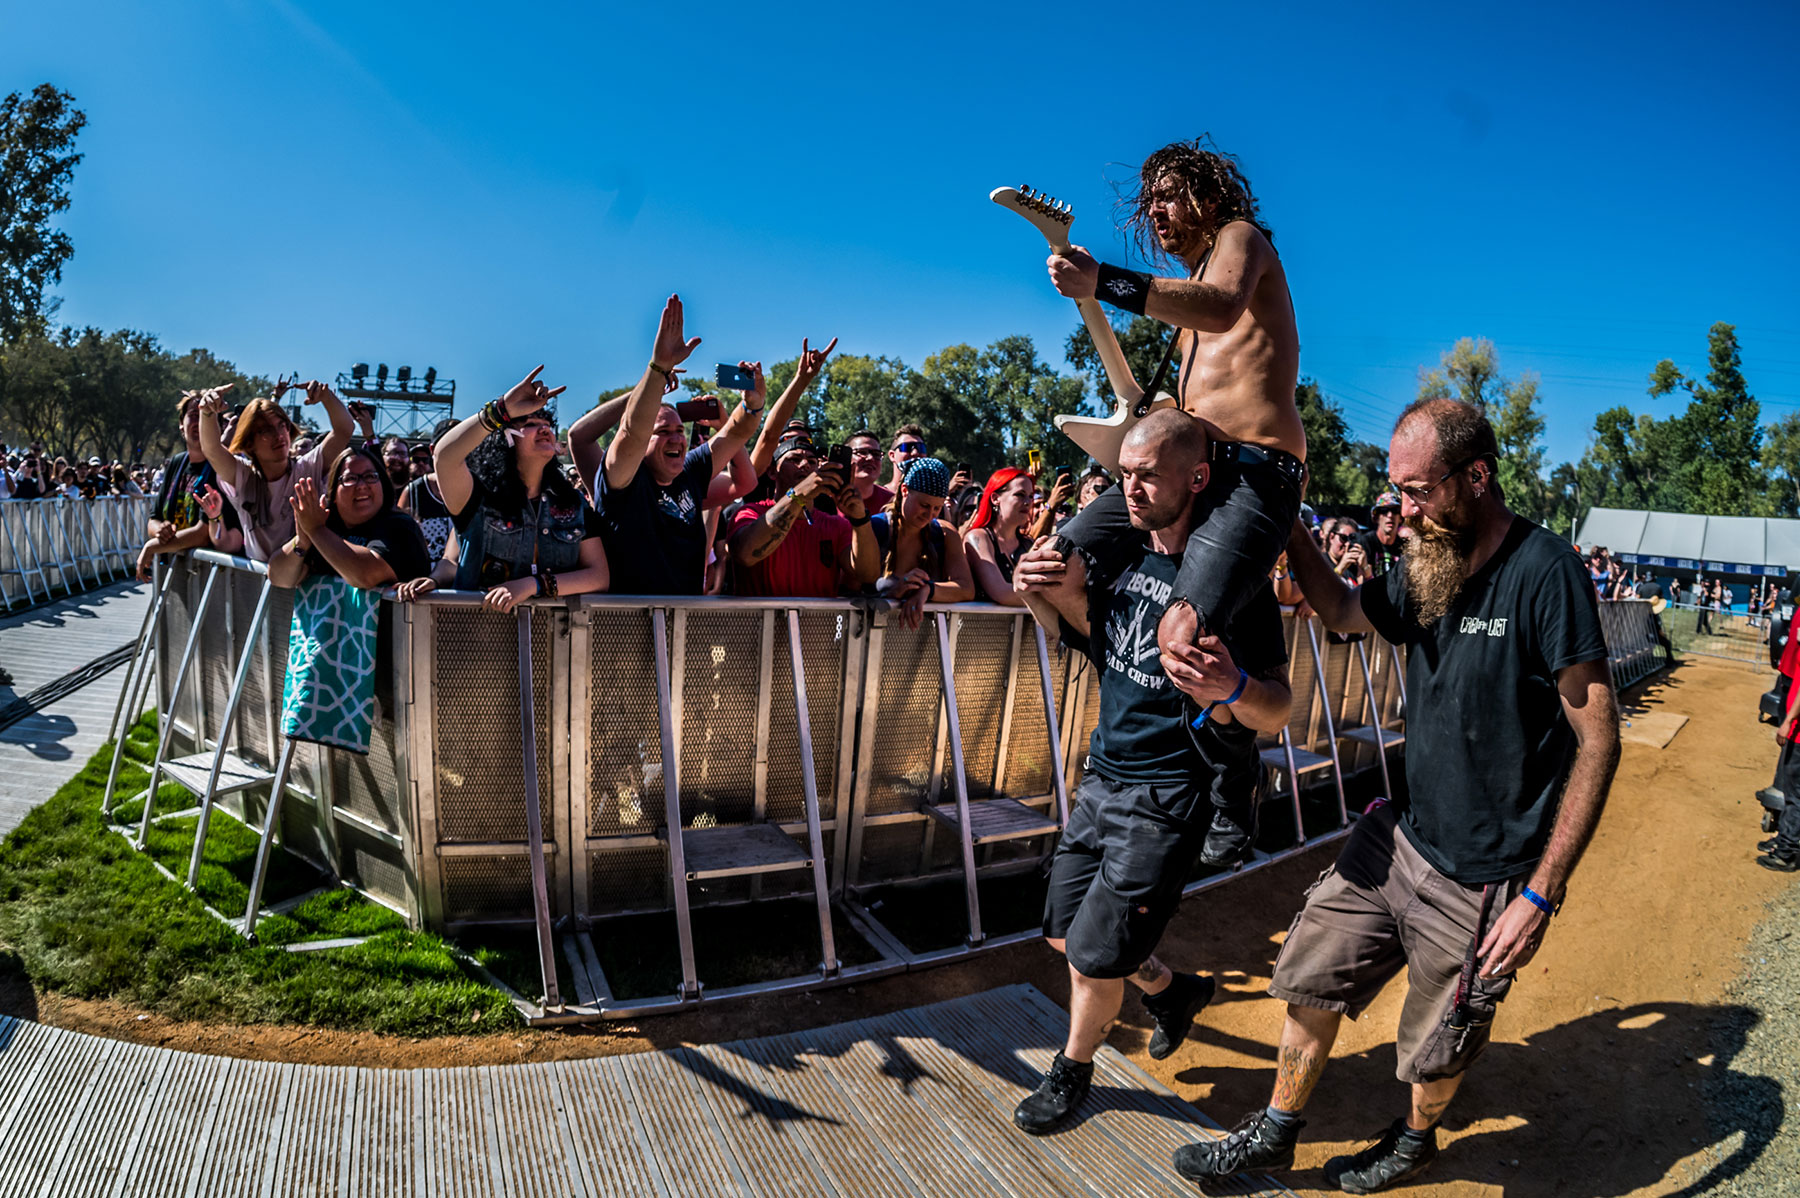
430, 366, 609, 612
963, 466, 1036, 606
1323, 518, 1368, 584
197, 379, 354, 561
268, 447, 433, 591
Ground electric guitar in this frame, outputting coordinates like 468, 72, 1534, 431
990, 184, 1177, 472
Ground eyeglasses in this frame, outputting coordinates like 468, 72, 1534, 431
1329, 531, 1352, 542
1387, 457, 1476, 505
893, 441, 928, 457
849, 448, 880, 460
338, 471, 384, 487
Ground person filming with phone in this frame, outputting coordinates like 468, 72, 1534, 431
727, 432, 877, 597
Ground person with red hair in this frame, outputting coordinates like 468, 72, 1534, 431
963, 466, 1036, 606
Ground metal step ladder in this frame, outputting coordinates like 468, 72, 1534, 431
646, 607, 839, 1002
1257, 615, 1350, 843
1335, 635, 1405, 806
920, 611, 1068, 948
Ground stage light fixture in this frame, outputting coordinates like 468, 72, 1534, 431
397, 366, 412, 386
376, 363, 388, 389
424, 366, 437, 390
351, 363, 369, 381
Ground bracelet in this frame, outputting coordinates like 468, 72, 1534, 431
848, 512, 871, 527
1222, 668, 1248, 705
1095, 262, 1152, 315
539, 568, 558, 598
743, 399, 765, 414
1521, 886, 1558, 916
479, 400, 506, 432
648, 360, 676, 385
927, 581, 937, 604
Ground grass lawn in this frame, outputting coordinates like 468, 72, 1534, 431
0, 715, 522, 1033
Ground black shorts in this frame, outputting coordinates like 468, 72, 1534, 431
1059, 442, 1304, 633
1043, 772, 1209, 979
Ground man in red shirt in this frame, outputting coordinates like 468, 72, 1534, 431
1762, 620, 1800, 871
729, 432, 878, 597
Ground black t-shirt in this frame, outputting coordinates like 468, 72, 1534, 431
594, 443, 714, 595
1064, 549, 1288, 783
153, 451, 241, 532
1361, 517, 1608, 885
1355, 529, 1403, 578
302, 509, 433, 585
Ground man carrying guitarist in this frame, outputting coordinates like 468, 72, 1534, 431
1046, 138, 1307, 863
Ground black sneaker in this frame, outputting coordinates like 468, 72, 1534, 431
1200, 806, 1258, 868
1172, 1108, 1302, 1184
1142, 972, 1217, 1061
1013, 1052, 1093, 1135
1756, 851, 1800, 873
1324, 1119, 1439, 1193
1759, 837, 1779, 853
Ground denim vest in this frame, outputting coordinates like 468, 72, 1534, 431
455, 492, 589, 590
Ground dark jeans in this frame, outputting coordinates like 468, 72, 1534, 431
1060, 450, 1305, 633
1776, 738, 1800, 856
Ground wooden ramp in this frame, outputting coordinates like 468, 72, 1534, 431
0, 984, 1289, 1197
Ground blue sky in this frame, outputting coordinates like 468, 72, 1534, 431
5, 0, 1798, 465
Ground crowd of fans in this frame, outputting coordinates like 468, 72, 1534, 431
0, 446, 151, 501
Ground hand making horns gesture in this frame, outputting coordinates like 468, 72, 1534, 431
794, 336, 840, 384
500, 365, 568, 417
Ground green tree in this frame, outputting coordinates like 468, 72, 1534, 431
1647, 321, 1765, 515
0, 85, 87, 340
1065, 310, 1168, 408
1293, 378, 1383, 506
1418, 337, 1553, 523
1763, 413, 1800, 518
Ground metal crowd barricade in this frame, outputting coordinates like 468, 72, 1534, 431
0, 495, 153, 610
1664, 599, 1764, 667
134, 558, 1419, 1022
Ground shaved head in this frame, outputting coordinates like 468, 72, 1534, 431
1123, 408, 1210, 474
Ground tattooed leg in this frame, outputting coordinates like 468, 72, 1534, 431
1408, 1075, 1463, 1131
1065, 965, 1126, 1063
1129, 955, 1173, 996
1268, 1003, 1342, 1113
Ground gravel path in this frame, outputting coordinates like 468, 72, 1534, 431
1690, 872, 1800, 1195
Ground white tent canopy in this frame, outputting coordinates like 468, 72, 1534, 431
1575, 507, 1797, 577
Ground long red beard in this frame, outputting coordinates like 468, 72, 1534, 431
1401, 501, 1479, 626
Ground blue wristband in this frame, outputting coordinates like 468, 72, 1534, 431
1521, 886, 1555, 915
1222, 668, 1249, 706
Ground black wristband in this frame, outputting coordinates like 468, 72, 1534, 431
848, 512, 872, 527
1095, 262, 1152, 315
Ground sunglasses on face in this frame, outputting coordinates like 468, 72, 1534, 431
894, 441, 928, 456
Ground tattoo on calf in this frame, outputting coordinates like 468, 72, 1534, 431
1133, 960, 1166, 985
1271, 1045, 1326, 1112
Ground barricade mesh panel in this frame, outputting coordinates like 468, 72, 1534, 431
586, 609, 665, 837
678, 609, 761, 828
863, 620, 942, 814
443, 855, 532, 922
278, 769, 333, 871
431, 609, 553, 841
587, 843, 668, 911
857, 822, 926, 884
340, 823, 409, 911
951, 615, 1013, 800
338, 714, 406, 837
1284, 618, 1319, 749
766, 611, 847, 824
1004, 639, 1068, 798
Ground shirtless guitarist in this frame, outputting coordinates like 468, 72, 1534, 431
1045, 138, 1305, 665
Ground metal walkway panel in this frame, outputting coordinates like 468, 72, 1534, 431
0, 1024, 115, 1193
487, 1061, 591, 1198
922, 796, 1060, 845
271, 1063, 358, 1197
345, 1066, 419, 1198
190, 1057, 289, 1197
418, 1066, 502, 1198
681, 823, 812, 881
620, 1049, 761, 1196
553, 1055, 671, 1198
114, 1048, 232, 1198
42, 1038, 163, 1198
683, 1042, 845, 1198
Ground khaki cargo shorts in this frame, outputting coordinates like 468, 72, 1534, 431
1268, 803, 1526, 1083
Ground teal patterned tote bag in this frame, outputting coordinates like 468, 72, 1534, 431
279, 574, 379, 754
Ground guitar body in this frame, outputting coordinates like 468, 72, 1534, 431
1054, 392, 1179, 474
990, 184, 1176, 473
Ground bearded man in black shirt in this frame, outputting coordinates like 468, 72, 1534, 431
1010, 409, 1294, 1136
1176, 399, 1620, 1193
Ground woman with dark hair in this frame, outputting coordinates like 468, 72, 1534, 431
870, 456, 974, 629
268, 446, 432, 591
1075, 467, 1112, 513
197, 379, 353, 560
963, 466, 1035, 606
430, 365, 609, 612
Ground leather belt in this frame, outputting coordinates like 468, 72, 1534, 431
1212, 441, 1306, 484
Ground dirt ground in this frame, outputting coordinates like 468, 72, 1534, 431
23, 655, 1796, 1196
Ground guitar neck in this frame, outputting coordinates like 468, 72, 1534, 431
1042, 229, 1144, 406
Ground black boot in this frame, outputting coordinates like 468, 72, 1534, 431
1142, 972, 1217, 1061
1200, 805, 1259, 868
1172, 1107, 1302, 1183
1013, 1051, 1093, 1135
1756, 849, 1800, 872
1324, 1119, 1440, 1193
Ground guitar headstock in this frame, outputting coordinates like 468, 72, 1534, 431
990, 185, 1074, 251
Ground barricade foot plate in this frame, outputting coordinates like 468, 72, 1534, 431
1259, 745, 1333, 774
679, 824, 812, 880
162, 751, 274, 796
923, 797, 1061, 844
1337, 724, 1405, 750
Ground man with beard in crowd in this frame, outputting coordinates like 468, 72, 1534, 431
1173, 399, 1620, 1193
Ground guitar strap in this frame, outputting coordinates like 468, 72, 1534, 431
1133, 246, 1213, 418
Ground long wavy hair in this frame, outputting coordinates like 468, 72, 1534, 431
465, 409, 581, 516
1119, 135, 1272, 265
225, 397, 300, 464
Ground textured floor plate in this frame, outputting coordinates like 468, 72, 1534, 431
0, 986, 1291, 1197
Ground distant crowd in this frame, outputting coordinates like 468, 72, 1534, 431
0, 448, 150, 500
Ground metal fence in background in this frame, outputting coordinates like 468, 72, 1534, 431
1665, 601, 1774, 666
0, 496, 154, 610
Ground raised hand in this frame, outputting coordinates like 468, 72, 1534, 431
198, 386, 233, 417
794, 336, 839, 384
653, 294, 703, 368
733, 361, 767, 410
289, 476, 328, 536
1047, 245, 1100, 300
301, 379, 337, 406
197, 484, 224, 522
501, 366, 567, 418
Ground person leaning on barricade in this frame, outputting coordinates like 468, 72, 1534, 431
137, 390, 246, 579
869, 457, 975, 629
566, 295, 769, 596
423, 367, 609, 612
962, 467, 1036, 606
727, 430, 876, 597
1174, 397, 1620, 1194
197, 379, 353, 561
